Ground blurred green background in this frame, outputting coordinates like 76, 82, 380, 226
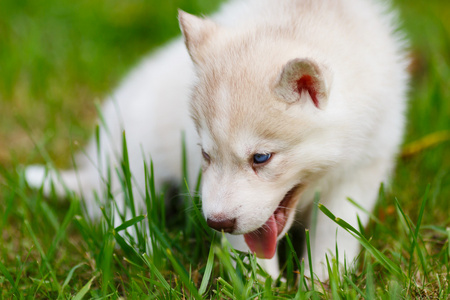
0, 0, 223, 167
0, 0, 449, 212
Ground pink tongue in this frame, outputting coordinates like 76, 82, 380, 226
244, 215, 278, 259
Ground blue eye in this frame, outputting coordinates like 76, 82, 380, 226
253, 153, 272, 164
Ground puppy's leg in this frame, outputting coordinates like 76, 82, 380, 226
307, 158, 392, 281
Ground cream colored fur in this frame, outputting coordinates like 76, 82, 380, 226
26, 0, 409, 281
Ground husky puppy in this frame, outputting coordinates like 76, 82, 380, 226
26, 0, 409, 280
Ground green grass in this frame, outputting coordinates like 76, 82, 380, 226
1, 0, 449, 298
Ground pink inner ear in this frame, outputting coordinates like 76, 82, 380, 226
296, 75, 319, 108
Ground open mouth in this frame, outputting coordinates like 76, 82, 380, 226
243, 184, 303, 259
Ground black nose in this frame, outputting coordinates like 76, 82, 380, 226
207, 217, 236, 233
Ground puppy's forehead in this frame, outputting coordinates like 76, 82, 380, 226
194, 82, 300, 153
195, 84, 245, 148
199, 119, 257, 159
196, 85, 232, 146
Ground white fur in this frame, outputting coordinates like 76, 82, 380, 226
26, 0, 409, 281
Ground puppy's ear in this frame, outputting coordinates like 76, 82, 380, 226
179, 10, 218, 64
274, 58, 331, 109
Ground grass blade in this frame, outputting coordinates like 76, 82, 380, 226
99, 232, 115, 295
114, 215, 146, 233
142, 254, 172, 292
284, 233, 303, 277
365, 252, 375, 300
113, 231, 143, 264
47, 198, 79, 261
199, 243, 215, 296
305, 229, 315, 290
344, 275, 365, 297
393, 195, 429, 280
409, 185, 430, 280
0, 259, 21, 298
72, 275, 97, 300
165, 248, 202, 299
60, 263, 86, 294
24, 220, 61, 293
447, 227, 450, 260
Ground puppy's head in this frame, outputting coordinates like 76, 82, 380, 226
179, 11, 338, 258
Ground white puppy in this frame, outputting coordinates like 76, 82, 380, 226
26, 0, 409, 280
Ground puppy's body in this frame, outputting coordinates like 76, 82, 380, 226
26, 0, 409, 280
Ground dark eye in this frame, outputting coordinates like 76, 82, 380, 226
202, 149, 211, 162
253, 153, 272, 165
